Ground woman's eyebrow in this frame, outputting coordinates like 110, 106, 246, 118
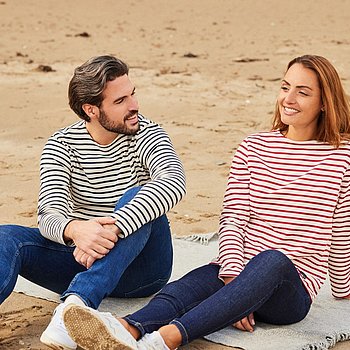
282, 79, 313, 90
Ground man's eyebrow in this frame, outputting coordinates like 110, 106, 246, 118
282, 79, 313, 90
113, 87, 136, 103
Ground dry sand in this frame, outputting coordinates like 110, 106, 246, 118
0, 0, 350, 348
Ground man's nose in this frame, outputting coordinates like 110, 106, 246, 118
128, 95, 139, 110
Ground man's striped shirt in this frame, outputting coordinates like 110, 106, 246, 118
38, 115, 186, 245
215, 131, 350, 300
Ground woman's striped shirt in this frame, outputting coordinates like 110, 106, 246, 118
215, 130, 350, 300
38, 115, 186, 245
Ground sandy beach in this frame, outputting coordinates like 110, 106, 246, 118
1, 0, 350, 348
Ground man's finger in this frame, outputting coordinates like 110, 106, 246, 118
93, 217, 117, 225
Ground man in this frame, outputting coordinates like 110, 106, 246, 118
0, 55, 186, 350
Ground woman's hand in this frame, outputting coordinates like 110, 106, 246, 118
233, 313, 255, 332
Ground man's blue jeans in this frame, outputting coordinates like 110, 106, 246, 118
124, 250, 312, 345
0, 187, 173, 309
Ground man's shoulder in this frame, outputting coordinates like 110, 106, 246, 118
46, 121, 87, 146
138, 115, 160, 130
51, 120, 86, 139
137, 114, 167, 138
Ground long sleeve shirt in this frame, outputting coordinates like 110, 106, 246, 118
38, 115, 186, 245
215, 130, 350, 300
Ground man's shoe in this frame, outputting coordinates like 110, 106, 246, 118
63, 304, 138, 350
40, 303, 77, 350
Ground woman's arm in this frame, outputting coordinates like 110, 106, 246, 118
217, 140, 251, 279
329, 166, 350, 299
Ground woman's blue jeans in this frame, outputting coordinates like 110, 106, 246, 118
124, 249, 312, 345
0, 187, 173, 309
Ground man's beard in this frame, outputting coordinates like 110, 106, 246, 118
98, 109, 140, 135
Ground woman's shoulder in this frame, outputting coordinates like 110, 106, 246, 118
243, 130, 282, 144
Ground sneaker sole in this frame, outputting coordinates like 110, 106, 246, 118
63, 305, 135, 350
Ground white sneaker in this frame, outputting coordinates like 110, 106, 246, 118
63, 304, 138, 350
137, 331, 170, 350
40, 303, 77, 350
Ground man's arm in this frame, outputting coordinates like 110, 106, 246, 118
113, 124, 186, 237
37, 136, 75, 244
37, 135, 121, 251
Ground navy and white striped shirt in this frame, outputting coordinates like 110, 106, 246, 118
38, 115, 186, 244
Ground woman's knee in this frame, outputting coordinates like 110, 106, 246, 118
252, 250, 294, 275
160, 265, 222, 298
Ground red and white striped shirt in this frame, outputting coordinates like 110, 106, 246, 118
216, 130, 350, 300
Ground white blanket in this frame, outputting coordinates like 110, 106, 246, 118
14, 237, 350, 350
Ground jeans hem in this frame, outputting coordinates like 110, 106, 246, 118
170, 319, 189, 345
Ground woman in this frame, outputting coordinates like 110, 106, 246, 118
61, 55, 350, 350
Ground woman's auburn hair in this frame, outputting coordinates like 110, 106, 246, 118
272, 55, 350, 148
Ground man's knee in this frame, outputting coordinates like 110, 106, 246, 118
114, 186, 142, 210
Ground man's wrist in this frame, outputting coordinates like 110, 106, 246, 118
63, 220, 77, 243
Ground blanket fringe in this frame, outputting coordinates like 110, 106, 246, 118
301, 331, 350, 349
174, 232, 218, 245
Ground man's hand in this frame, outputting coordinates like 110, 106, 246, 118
73, 247, 97, 269
233, 313, 255, 332
65, 217, 121, 267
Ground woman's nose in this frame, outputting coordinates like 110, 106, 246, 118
284, 90, 296, 104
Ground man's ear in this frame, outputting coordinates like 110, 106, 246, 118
82, 104, 99, 119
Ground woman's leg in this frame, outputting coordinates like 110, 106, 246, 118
0, 224, 84, 304
61, 186, 173, 308
125, 250, 311, 346
124, 264, 224, 335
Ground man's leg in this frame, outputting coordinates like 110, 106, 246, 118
0, 224, 83, 304
61, 186, 173, 308
109, 211, 172, 298
41, 186, 173, 349
0, 224, 86, 350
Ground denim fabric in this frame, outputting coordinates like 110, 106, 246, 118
0, 186, 173, 309
124, 250, 312, 345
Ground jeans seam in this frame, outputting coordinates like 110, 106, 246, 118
122, 276, 170, 297
0, 243, 21, 296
